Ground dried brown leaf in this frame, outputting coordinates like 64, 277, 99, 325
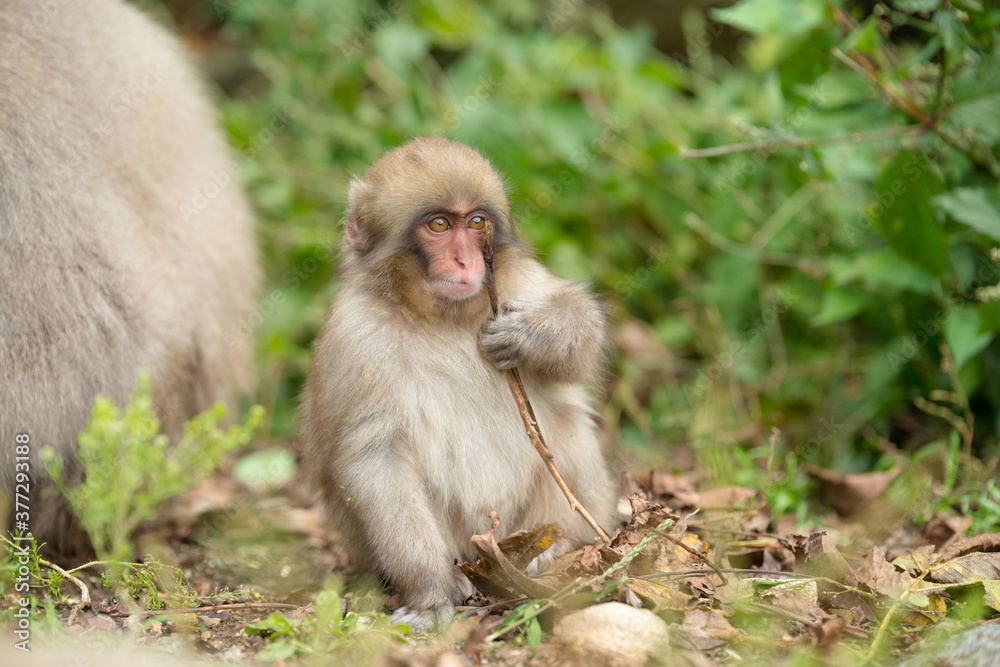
573, 544, 602, 573
856, 546, 914, 598
921, 514, 972, 549
809, 610, 847, 648
983, 579, 1000, 612
671, 486, 757, 510
937, 533, 1000, 562
461, 518, 558, 599
806, 465, 900, 516
677, 608, 740, 651
893, 545, 937, 577
925, 551, 1000, 585
626, 579, 690, 611
795, 533, 856, 585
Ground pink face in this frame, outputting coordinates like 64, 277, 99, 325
415, 212, 489, 301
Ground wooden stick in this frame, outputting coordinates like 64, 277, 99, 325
482, 224, 612, 545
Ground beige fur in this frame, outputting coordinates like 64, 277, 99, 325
301, 137, 616, 631
0, 0, 259, 558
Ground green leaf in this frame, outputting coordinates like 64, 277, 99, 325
949, 53, 1000, 141
980, 302, 1000, 335
812, 286, 869, 326
246, 612, 298, 637
711, 0, 826, 36
895, 0, 940, 11
934, 11, 965, 55
872, 152, 948, 276
841, 16, 882, 56
830, 248, 935, 294
525, 617, 543, 647
944, 305, 994, 370
233, 447, 298, 489
933, 187, 1000, 243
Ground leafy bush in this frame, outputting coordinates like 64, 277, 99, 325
43, 372, 264, 562
178, 0, 997, 489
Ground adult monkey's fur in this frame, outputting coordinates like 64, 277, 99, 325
0, 0, 260, 558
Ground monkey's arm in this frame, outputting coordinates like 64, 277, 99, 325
479, 263, 608, 383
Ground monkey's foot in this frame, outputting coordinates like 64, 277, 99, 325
526, 537, 575, 576
390, 604, 454, 633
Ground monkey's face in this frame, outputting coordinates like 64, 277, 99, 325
415, 211, 489, 301
343, 137, 516, 309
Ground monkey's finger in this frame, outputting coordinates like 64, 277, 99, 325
499, 299, 528, 316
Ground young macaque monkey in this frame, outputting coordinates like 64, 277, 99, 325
300, 137, 617, 631
0, 0, 258, 557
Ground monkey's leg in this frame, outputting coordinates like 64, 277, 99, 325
340, 448, 473, 631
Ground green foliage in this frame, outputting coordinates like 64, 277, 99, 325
499, 600, 544, 648
0, 532, 68, 604
42, 372, 264, 562
98, 558, 201, 611
0, 533, 72, 634
162, 0, 1000, 520
245, 583, 402, 662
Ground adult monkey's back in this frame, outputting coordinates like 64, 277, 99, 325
0, 0, 260, 558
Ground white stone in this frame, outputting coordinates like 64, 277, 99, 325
554, 602, 670, 664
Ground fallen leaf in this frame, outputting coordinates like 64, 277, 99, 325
806, 465, 900, 516
937, 533, 1000, 562
677, 608, 741, 651
462, 518, 559, 599
672, 486, 757, 509
856, 546, 914, 598
795, 533, 856, 585
808, 610, 847, 648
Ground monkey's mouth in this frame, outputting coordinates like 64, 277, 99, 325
429, 278, 483, 301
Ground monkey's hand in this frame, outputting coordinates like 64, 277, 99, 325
479, 300, 543, 371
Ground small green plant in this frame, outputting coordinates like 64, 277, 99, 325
0, 533, 71, 634
498, 600, 544, 648
245, 584, 402, 662
42, 371, 264, 562
99, 557, 201, 611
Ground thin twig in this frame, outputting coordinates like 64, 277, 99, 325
482, 223, 611, 546
42, 557, 91, 609
486, 517, 674, 642
0, 535, 91, 608
657, 531, 728, 584
138, 602, 299, 618
679, 125, 925, 158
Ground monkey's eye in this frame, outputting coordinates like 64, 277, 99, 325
468, 216, 487, 230
427, 217, 450, 232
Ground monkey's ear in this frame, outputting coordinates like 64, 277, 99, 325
343, 178, 369, 251
343, 211, 366, 251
